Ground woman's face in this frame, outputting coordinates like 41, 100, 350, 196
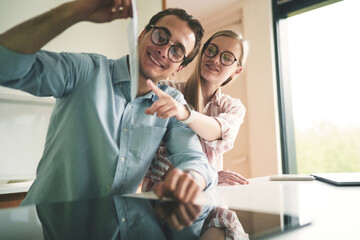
200, 36, 242, 87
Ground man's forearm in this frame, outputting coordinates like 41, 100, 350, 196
0, 2, 84, 54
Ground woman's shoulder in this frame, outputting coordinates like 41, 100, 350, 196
219, 93, 245, 109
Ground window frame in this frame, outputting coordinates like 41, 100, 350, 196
271, 0, 343, 174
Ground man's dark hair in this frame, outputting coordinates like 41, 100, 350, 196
144, 8, 204, 67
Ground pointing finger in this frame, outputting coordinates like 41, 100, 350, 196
147, 79, 165, 97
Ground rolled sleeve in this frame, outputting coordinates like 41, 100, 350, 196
164, 119, 218, 190
0, 45, 36, 80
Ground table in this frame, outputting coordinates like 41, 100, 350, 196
0, 176, 359, 239
196, 177, 360, 239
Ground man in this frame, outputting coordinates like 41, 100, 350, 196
0, 0, 217, 205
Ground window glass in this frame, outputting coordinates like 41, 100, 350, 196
285, 0, 360, 173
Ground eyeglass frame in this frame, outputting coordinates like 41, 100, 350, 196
148, 25, 187, 64
202, 42, 240, 67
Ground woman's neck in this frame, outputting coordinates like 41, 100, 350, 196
201, 79, 219, 104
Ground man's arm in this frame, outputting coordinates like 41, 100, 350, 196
150, 84, 218, 203
0, 0, 132, 54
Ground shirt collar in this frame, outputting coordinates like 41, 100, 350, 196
112, 55, 131, 85
112, 55, 161, 102
145, 82, 167, 102
209, 87, 222, 105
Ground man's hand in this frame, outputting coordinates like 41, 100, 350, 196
77, 0, 133, 23
155, 201, 201, 231
145, 80, 190, 121
153, 168, 206, 203
218, 169, 249, 185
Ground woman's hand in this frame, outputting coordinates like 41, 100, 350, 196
218, 169, 249, 185
145, 80, 190, 121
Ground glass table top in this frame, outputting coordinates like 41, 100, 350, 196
0, 193, 310, 240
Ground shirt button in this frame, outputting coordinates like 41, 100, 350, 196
119, 84, 122, 88
128, 105, 132, 109
120, 157, 125, 162
124, 128, 128, 132
121, 218, 126, 222
107, 185, 111, 190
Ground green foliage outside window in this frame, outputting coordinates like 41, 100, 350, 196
295, 121, 360, 174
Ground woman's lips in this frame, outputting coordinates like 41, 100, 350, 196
206, 63, 219, 72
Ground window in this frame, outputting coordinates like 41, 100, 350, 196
273, 0, 360, 174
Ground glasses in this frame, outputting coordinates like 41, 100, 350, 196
149, 25, 186, 63
203, 43, 238, 66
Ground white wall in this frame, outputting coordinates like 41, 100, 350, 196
241, 0, 281, 177
0, 0, 162, 180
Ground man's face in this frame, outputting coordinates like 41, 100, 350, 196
138, 15, 196, 84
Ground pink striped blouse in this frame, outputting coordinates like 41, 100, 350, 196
163, 80, 246, 171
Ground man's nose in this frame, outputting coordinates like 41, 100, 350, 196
157, 47, 168, 59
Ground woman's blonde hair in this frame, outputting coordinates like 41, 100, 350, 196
184, 30, 249, 112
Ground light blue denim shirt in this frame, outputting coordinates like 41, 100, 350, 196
0, 46, 217, 205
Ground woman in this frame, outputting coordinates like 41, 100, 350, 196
143, 29, 249, 189
143, 30, 250, 239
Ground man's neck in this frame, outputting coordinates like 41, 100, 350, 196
136, 75, 152, 97
126, 57, 151, 97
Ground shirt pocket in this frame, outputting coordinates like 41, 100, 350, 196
131, 125, 167, 161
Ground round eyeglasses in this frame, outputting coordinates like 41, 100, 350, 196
203, 43, 238, 66
149, 25, 186, 63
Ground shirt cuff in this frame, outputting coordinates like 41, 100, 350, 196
176, 164, 218, 190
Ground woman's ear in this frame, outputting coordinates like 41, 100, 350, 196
230, 67, 243, 79
177, 65, 184, 72
236, 67, 243, 74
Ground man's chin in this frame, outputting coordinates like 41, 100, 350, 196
139, 70, 163, 83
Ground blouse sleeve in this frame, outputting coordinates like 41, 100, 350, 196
202, 97, 246, 154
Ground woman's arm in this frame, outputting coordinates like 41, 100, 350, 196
145, 80, 245, 142
145, 80, 224, 141
187, 111, 222, 141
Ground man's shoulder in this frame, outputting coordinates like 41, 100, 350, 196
36, 50, 112, 66
160, 80, 186, 91
158, 82, 185, 103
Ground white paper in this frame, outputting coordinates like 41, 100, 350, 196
123, 191, 172, 201
127, 0, 139, 101
123, 189, 223, 206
